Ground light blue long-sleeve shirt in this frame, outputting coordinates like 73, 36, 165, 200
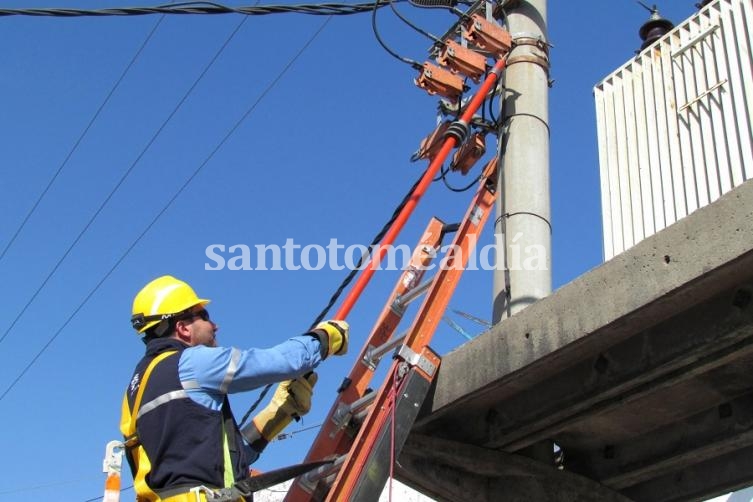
176, 335, 323, 463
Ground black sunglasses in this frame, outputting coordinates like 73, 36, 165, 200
180, 309, 211, 323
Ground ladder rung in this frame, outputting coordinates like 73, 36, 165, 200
393, 279, 433, 312
352, 406, 371, 425
361, 332, 408, 371
330, 391, 377, 433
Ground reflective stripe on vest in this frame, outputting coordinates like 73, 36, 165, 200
137, 390, 189, 419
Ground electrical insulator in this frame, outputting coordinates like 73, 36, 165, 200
451, 132, 486, 175
463, 14, 512, 58
412, 121, 451, 162
436, 40, 487, 83
415, 62, 465, 101
638, 6, 674, 50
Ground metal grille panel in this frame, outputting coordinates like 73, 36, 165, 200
595, 0, 752, 259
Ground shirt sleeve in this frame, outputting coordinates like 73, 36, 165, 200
179, 335, 323, 396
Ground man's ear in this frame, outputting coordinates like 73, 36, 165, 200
173, 320, 192, 343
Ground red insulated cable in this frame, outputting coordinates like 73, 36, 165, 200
334, 57, 508, 321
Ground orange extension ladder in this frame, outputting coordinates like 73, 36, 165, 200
285, 155, 499, 501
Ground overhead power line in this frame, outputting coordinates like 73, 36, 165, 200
0, 13, 166, 264
0, 1, 390, 18
83, 485, 133, 502
0, 15, 249, 349
0, 16, 333, 402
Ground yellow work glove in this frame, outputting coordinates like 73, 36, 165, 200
250, 372, 318, 442
314, 320, 349, 358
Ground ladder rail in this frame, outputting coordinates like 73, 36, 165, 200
325, 157, 498, 502
284, 219, 447, 501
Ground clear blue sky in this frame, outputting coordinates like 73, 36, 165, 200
0, 1, 697, 500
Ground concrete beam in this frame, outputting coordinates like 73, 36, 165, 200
621, 444, 753, 502
566, 390, 753, 489
416, 179, 753, 432
396, 434, 632, 502
419, 277, 753, 451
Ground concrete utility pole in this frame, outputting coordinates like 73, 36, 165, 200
493, 0, 551, 323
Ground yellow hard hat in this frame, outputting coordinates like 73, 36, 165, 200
131, 275, 210, 334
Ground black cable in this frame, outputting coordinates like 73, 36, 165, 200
408, 0, 458, 8
309, 169, 426, 328
0, 15, 250, 349
433, 163, 449, 181
409, 0, 470, 21
237, 166, 424, 429
371, 0, 421, 68
387, 0, 439, 42
0, 16, 332, 403
240, 156, 426, 429
238, 382, 273, 427
0, 14, 166, 264
498, 4, 509, 31
442, 172, 481, 192
457, 81, 465, 119
0, 2, 389, 18
273, 421, 323, 440
495, 212, 553, 234
487, 81, 500, 128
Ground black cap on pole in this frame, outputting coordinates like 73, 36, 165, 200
637, 3, 674, 51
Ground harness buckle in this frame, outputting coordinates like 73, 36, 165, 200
189, 485, 244, 502
123, 434, 139, 449
189, 485, 215, 501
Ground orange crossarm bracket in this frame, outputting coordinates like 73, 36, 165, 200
333, 56, 508, 322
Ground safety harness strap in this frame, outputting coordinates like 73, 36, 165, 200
125, 350, 179, 437
122, 350, 179, 453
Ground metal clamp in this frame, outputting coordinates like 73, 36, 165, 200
330, 392, 377, 435
395, 345, 438, 377
103, 440, 124, 475
362, 334, 406, 371
330, 402, 353, 434
507, 35, 551, 76
393, 279, 433, 314
300, 455, 346, 493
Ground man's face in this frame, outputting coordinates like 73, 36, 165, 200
182, 308, 218, 347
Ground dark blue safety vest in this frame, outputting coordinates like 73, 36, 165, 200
121, 338, 249, 500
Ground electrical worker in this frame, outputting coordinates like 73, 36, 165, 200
120, 275, 349, 502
